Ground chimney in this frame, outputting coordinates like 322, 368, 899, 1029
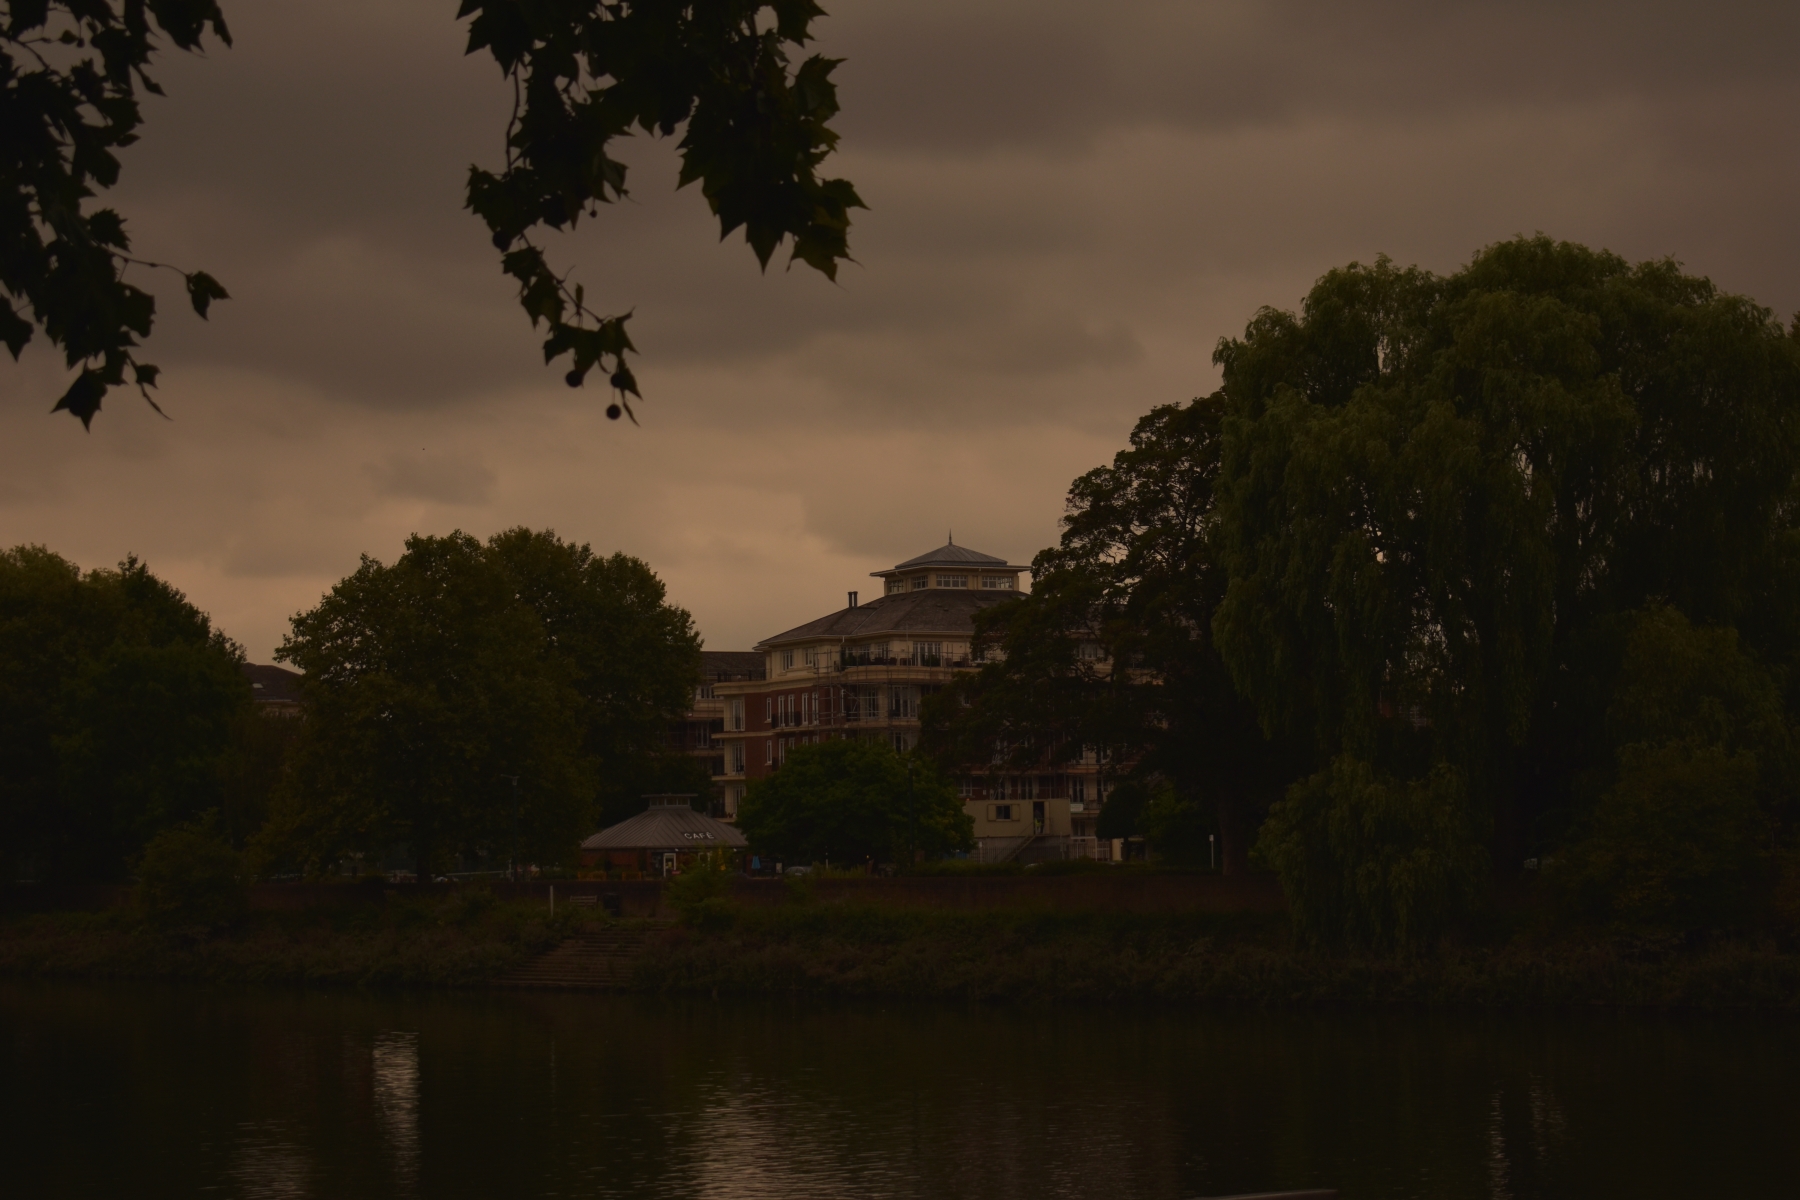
848, 590, 859, 608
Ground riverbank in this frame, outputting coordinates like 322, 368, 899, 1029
636, 905, 1800, 1008
0, 890, 586, 987
3, 887, 1798, 1007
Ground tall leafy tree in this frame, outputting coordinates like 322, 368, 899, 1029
5, 1, 859, 424
923, 398, 1288, 872
264, 528, 700, 878
1212, 237, 1800, 936
0, 545, 250, 881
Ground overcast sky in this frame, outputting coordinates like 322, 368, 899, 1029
4, 0, 1798, 661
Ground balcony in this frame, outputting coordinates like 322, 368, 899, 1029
837, 655, 971, 671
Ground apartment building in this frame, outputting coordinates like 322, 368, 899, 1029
711, 541, 1109, 857
671, 651, 766, 795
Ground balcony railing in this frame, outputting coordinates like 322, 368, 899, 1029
837, 655, 971, 671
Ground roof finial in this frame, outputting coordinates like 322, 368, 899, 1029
948, 529, 953, 545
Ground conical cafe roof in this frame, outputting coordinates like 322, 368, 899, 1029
580, 798, 748, 851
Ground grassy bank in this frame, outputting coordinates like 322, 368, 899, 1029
5, 889, 1799, 1008
0, 890, 604, 988
633, 903, 1800, 1009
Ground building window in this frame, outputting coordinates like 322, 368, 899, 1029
911, 576, 929, 590
728, 698, 744, 731
988, 803, 1016, 822
1077, 641, 1106, 661
1070, 776, 1085, 803
889, 686, 920, 720
958, 777, 975, 799
802, 646, 815, 666
891, 731, 915, 753
730, 742, 745, 773
780, 649, 794, 670
937, 574, 967, 588
764, 739, 773, 765
888, 580, 906, 595
981, 576, 1014, 590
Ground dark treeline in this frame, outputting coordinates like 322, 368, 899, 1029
0, 529, 708, 887
0, 547, 253, 882
925, 236, 1800, 950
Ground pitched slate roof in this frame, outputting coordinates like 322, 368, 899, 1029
756, 587, 1017, 648
581, 802, 749, 851
700, 650, 765, 681
242, 663, 303, 705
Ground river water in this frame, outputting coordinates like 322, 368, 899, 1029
2, 983, 1795, 1199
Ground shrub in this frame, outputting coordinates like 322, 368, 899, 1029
1256, 755, 1486, 952
738, 740, 972, 865
136, 825, 247, 927
666, 850, 735, 929
1141, 783, 1213, 866
1553, 741, 1771, 931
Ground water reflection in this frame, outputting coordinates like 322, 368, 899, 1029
372, 1031, 419, 1193
231, 1121, 312, 1200
2, 983, 1796, 1200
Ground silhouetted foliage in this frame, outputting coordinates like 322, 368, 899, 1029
261, 528, 700, 879
738, 739, 972, 866
135, 820, 245, 927
461, 0, 862, 419
1256, 756, 1487, 952
1550, 608, 1789, 931
4, 1, 859, 425
1211, 237, 1800, 944
0, 1, 231, 424
0, 544, 249, 881
936, 237, 1800, 947
922, 397, 1290, 873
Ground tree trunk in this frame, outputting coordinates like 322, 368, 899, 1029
1216, 792, 1253, 875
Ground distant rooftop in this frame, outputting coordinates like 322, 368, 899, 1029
871, 539, 1029, 579
242, 663, 302, 707
700, 650, 765, 682
757, 587, 1018, 648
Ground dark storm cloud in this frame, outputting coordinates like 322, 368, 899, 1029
6, 0, 1800, 657
832, 0, 1800, 149
104, 0, 1800, 417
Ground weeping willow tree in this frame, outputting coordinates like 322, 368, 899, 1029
1212, 236, 1800, 948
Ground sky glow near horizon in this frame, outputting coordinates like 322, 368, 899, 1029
3, 0, 1798, 661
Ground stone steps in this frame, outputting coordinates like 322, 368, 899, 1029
495, 927, 656, 991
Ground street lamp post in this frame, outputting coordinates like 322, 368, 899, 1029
499, 774, 521, 882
